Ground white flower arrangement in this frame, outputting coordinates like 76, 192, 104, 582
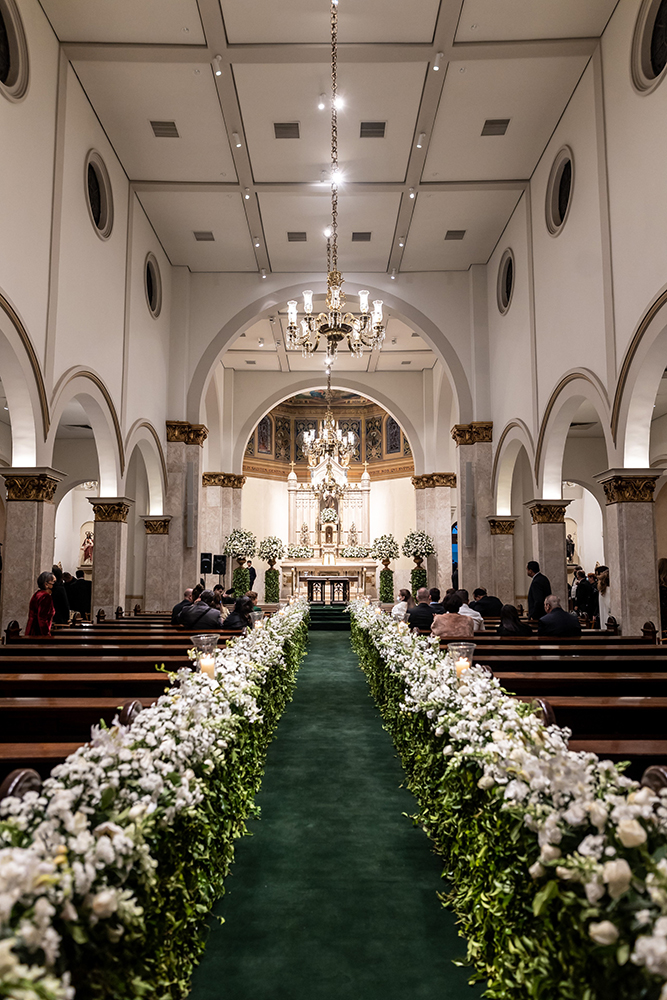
349, 599, 667, 997
223, 528, 257, 559
340, 544, 370, 559
401, 529, 435, 558
320, 508, 338, 524
257, 536, 286, 562
0, 600, 309, 999
369, 534, 400, 561
287, 543, 314, 559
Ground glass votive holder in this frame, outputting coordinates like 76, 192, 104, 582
191, 634, 220, 678
448, 642, 476, 679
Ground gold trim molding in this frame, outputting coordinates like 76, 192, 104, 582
411, 473, 457, 489
525, 500, 570, 524
202, 472, 246, 489
598, 473, 660, 505
143, 517, 171, 535
487, 517, 516, 535
451, 422, 493, 446
89, 500, 131, 523
166, 421, 209, 447
4, 472, 59, 503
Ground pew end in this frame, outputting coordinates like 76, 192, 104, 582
0, 767, 42, 801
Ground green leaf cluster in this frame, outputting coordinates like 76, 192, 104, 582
379, 568, 394, 603
410, 566, 427, 593
232, 566, 251, 598
264, 567, 280, 603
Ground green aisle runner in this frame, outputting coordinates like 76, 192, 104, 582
189, 631, 480, 1000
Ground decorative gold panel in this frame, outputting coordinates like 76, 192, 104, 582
90, 501, 131, 523
411, 473, 457, 489
202, 473, 246, 489
601, 476, 659, 505
4, 473, 59, 503
528, 504, 569, 524
166, 421, 209, 446
488, 518, 516, 535
451, 422, 493, 446
144, 518, 170, 535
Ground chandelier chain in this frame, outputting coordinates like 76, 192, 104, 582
330, 0, 338, 274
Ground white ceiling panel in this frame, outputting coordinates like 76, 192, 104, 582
39, 0, 205, 44
222, 352, 281, 371
455, 0, 618, 42
400, 189, 522, 271
423, 55, 588, 181
72, 61, 237, 182
220, 0, 440, 44
376, 351, 436, 371
259, 191, 400, 272
229, 319, 277, 350
234, 62, 426, 184
383, 317, 433, 353
136, 190, 257, 271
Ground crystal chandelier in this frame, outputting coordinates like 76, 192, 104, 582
301, 371, 357, 468
284, 0, 385, 369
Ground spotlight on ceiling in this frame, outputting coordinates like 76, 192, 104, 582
433, 51, 443, 71
416, 132, 426, 149
398, 236, 406, 247
253, 236, 260, 247
409, 188, 415, 199
390, 268, 397, 280
318, 93, 326, 110
244, 188, 250, 199
233, 132, 242, 148
261, 268, 267, 279
213, 55, 222, 76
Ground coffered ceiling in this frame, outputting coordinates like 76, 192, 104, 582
39, 0, 619, 278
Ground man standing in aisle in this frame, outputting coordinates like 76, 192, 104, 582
526, 561, 551, 621
247, 561, 257, 588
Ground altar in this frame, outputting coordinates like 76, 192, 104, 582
280, 559, 378, 601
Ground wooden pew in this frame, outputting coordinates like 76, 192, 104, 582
0, 655, 190, 673
0, 696, 156, 742
0, 673, 173, 698
497, 671, 667, 696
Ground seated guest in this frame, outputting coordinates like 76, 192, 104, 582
429, 587, 446, 614
391, 589, 415, 619
213, 583, 225, 602
246, 591, 262, 611
177, 590, 225, 629
456, 590, 485, 632
431, 593, 475, 638
496, 604, 533, 636
537, 595, 582, 637
51, 565, 70, 625
171, 588, 193, 626
224, 596, 254, 631
469, 588, 503, 618
407, 587, 435, 630
191, 583, 204, 603
222, 588, 236, 606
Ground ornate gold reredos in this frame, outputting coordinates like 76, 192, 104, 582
202, 473, 246, 489
90, 501, 131, 523
166, 421, 209, 447
4, 473, 59, 503
527, 503, 569, 525
601, 476, 660, 505
451, 422, 493, 446
411, 473, 457, 489
488, 518, 516, 535
143, 518, 170, 535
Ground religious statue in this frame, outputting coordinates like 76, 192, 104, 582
299, 522, 310, 546
82, 530, 94, 564
348, 522, 358, 545
566, 533, 575, 562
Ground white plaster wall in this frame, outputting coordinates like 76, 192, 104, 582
511, 447, 534, 605
0, 0, 59, 358
563, 482, 605, 571
369, 477, 416, 592
241, 476, 289, 601
562, 436, 609, 506
54, 484, 97, 572
125, 449, 148, 600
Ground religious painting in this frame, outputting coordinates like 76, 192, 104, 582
245, 434, 255, 457
257, 415, 272, 454
275, 416, 291, 462
365, 416, 382, 462
386, 416, 401, 454
403, 435, 412, 457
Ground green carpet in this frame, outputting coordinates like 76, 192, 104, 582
189, 631, 481, 999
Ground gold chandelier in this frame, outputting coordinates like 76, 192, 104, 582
285, 0, 385, 369
300, 370, 357, 468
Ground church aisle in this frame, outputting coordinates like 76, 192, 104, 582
189, 630, 481, 1000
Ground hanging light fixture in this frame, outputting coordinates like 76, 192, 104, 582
299, 369, 357, 468
285, 0, 385, 368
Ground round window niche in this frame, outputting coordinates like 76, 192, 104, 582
144, 253, 162, 318
0, 0, 29, 102
497, 248, 515, 314
85, 151, 114, 240
632, 0, 667, 92
545, 147, 574, 236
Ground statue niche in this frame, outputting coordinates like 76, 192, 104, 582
325, 525, 333, 544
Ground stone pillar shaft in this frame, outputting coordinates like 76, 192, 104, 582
451, 423, 493, 594
524, 500, 571, 607
0, 469, 61, 631
201, 473, 245, 593
412, 474, 455, 592
88, 498, 133, 617
142, 517, 172, 612
487, 516, 517, 604
165, 421, 207, 598
595, 470, 661, 635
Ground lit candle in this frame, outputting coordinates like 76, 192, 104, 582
455, 657, 470, 679
199, 654, 216, 679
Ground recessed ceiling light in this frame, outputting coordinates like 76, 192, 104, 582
233, 133, 242, 148
258, 338, 264, 347
390, 268, 397, 280
318, 93, 326, 110
409, 188, 415, 199
416, 132, 426, 149
433, 52, 443, 71
253, 236, 260, 247
244, 188, 250, 199
261, 268, 267, 279
213, 55, 222, 76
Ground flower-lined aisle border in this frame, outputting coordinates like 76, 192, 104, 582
349, 600, 667, 1000
0, 600, 309, 1000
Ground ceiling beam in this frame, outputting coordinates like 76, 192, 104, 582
132, 179, 528, 194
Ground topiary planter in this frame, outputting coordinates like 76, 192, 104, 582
379, 567, 394, 603
264, 567, 280, 603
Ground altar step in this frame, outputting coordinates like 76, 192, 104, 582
308, 604, 351, 631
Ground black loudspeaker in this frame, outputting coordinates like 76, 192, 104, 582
212, 554, 226, 575
200, 552, 212, 574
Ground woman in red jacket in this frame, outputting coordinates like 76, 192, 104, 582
26, 571, 56, 636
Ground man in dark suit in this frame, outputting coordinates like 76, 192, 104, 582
527, 561, 551, 620
429, 587, 446, 614
171, 588, 193, 626
69, 569, 92, 617
537, 595, 582, 637
247, 561, 257, 588
470, 588, 503, 617
408, 588, 435, 630
573, 570, 594, 616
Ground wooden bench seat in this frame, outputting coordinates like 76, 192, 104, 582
516, 694, 667, 739
0, 673, 173, 698
496, 671, 667, 696
0, 655, 190, 673
0, 697, 156, 742
0, 742, 85, 784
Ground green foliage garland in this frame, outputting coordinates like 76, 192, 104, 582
411, 566, 427, 593
379, 567, 394, 603
233, 565, 251, 598
264, 567, 280, 603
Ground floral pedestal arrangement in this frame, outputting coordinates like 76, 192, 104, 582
401, 530, 435, 593
370, 534, 400, 603
224, 528, 257, 597
258, 536, 286, 603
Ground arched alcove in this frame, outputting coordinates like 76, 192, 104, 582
0, 290, 48, 465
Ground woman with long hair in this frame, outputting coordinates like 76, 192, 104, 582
391, 588, 415, 619
496, 604, 532, 636
597, 566, 611, 627
659, 558, 667, 634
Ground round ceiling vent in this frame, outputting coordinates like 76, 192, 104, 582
545, 147, 574, 237
0, 0, 29, 102
632, 0, 667, 92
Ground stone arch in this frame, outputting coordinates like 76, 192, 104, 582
124, 421, 166, 515
492, 419, 536, 515
0, 289, 49, 464
535, 370, 613, 498
186, 279, 473, 431
613, 287, 667, 466
48, 369, 124, 496
232, 375, 425, 475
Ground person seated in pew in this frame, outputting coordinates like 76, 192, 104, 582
221, 588, 236, 606
537, 594, 582, 637
456, 589, 485, 631
431, 593, 475, 638
391, 588, 416, 620
171, 588, 193, 626
469, 587, 503, 618
26, 571, 56, 636
246, 591, 261, 611
496, 604, 533, 636
428, 587, 446, 614
224, 596, 254, 631
177, 590, 226, 629
407, 588, 435, 630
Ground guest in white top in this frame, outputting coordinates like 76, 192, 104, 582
391, 588, 415, 620
456, 589, 485, 632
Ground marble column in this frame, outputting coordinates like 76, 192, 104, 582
412, 473, 455, 592
201, 473, 245, 592
487, 516, 517, 605
451, 422, 494, 593
595, 469, 661, 635
141, 516, 172, 612
524, 499, 572, 606
0, 468, 62, 632
88, 497, 133, 617
165, 421, 208, 597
